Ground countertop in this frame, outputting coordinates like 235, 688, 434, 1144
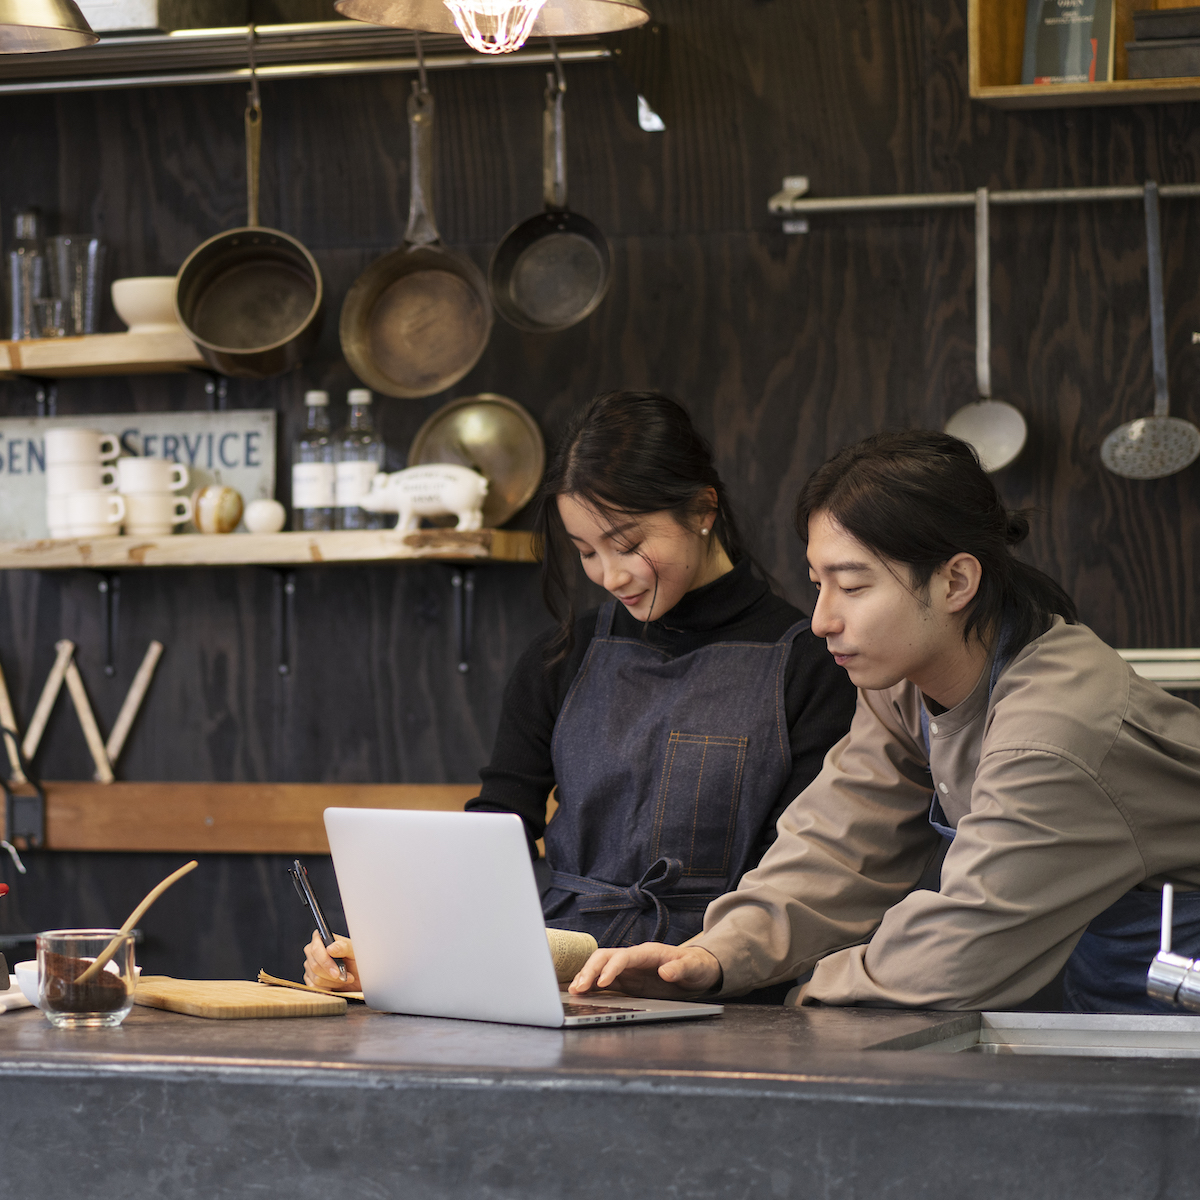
3, 1002, 1200, 1198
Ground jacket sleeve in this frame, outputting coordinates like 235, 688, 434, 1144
801, 746, 1146, 1010
690, 687, 944, 995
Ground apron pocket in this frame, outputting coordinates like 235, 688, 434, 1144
651, 731, 749, 876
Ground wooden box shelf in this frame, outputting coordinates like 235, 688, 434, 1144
0, 528, 538, 570
0, 330, 206, 377
970, 0, 1200, 108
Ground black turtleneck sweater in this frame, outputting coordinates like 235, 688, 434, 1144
467, 559, 858, 862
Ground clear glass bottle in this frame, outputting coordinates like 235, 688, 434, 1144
291, 390, 336, 531
8, 209, 46, 341
335, 388, 385, 530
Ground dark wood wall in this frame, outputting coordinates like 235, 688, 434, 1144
1, 0, 1198, 977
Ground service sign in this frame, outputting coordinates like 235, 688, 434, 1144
0, 410, 276, 539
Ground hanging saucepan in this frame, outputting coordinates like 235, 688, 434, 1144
175, 61, 323, 379
945, 187, 1027, 473
339, 80, 493, 398
1100, 181, 1200, 480
488, 58, 611, 333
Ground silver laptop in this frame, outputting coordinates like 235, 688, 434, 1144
324, 807, 723, 1029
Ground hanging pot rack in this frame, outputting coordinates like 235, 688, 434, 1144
0, 21, 609, 94
769, 180, 1200, 217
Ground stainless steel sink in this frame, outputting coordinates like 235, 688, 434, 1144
911, 1012, 1200, 1057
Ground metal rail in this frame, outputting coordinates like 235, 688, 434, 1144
0, 46, 610, 94
776, 183, 1200, 216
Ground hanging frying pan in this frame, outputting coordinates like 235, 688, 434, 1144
175, 48, 323, 379
339, 80, 493, 398
488, 59, 611, 333
945, 187, 1027, 473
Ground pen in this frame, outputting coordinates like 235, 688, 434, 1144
287, 859, 346, 982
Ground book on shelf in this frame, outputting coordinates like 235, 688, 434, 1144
1021, 0, 1116, 85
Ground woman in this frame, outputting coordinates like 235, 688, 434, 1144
304, 391, 856, 988
571, 430, 1200, 1014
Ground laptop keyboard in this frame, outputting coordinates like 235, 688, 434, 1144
561, 1002, 643, 1016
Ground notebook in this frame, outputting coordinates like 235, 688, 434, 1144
324, 807, 724, 1029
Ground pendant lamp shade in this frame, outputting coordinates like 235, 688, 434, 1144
0, 0, 97, 52
335, 0, 649, 41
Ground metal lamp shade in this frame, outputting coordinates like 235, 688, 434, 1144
334, 0, 650, 37
0, 0, 96, 51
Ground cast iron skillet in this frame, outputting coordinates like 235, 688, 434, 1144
175, 98, 323, 380
489, 67, 611, 334
339, 83, 493, 398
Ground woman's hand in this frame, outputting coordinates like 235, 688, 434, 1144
568, 943, 722, 999
303, 931, 360, 991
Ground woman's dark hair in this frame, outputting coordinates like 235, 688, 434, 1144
794, 430, 1077, 652
535, 390, 753, 662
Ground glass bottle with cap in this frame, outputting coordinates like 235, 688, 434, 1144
335, 388, 385, 530
292, 390, 336, 531
8, 209, 46, 341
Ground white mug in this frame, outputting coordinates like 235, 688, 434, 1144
44, 428, 119, 465
122, 491, 190, 535
45, 462, 117, 495
116, 456, 188, 493
66, 489, 125, 536
45, 492, 70, 537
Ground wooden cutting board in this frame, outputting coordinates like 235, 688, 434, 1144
134, 976, 348, 1019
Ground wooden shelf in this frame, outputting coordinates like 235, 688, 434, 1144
0, 781, 479, 854
969, 0, 1200, 109
0, 528, 538, 569
0, 329, 205, 378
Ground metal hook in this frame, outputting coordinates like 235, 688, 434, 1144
414, 29, 428, 95
1, 840, 25, 874
246, 23, 260, 111
549, 37, 565, 93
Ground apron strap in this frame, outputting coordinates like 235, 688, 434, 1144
549, 858, 719, 945
595, 600, 617, 638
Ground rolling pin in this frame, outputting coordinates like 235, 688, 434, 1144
104, 640, 163, 773
21, 640, 75, 763
0, 657, 26, 784
64, 660, 113, 785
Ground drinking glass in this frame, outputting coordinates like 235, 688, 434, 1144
48, 235, 106, 335
37, 928, 136, 1029
33, 297, 66, 338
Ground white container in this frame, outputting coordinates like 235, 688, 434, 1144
122, 491, 190, 536
45, 461, 116, 495
244, 498, 286, 534
65, 489, 125, 536
115, 455, 188, 493
110, 276, 182, 334
44, 427, 118, 465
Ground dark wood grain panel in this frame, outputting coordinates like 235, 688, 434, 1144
1, 0, 1199, 972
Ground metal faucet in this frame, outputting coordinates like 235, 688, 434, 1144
1147, 883, 1200, 1008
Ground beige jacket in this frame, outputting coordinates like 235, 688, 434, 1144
691, 618, 1200, 1010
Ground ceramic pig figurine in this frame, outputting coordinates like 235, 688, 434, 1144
363, 464, 489, 532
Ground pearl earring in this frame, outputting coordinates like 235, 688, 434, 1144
701, 528, 709, 535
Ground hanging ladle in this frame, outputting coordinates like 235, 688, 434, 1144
1101, 181, 1200, 480
945, 187, 1028, 473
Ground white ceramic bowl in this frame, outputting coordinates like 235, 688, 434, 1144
111, 277, 182, 334
15, 959, 141, 1008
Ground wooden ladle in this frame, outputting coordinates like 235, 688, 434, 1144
74, 860, 198, 984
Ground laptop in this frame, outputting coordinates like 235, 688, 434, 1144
324, 807, 724, 1029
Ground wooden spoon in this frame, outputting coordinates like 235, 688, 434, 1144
74, 860, 198, 984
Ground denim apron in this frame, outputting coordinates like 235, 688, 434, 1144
544, 600, 809, 947
921, 640, 1200, 1014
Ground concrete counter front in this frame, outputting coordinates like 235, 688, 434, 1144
2, 1003, 1199, 1198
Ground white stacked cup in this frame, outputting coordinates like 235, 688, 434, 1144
44, 428, 124, 538
116, 456, 191, 536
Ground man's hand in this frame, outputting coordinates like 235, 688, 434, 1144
568, 942, 722, 999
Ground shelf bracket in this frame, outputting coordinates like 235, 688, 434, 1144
273, 569, 296, 676
96, 572, 120, 678
201, 372, 229, 412
450, 567, 476, 673
26, 378, 58, 417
